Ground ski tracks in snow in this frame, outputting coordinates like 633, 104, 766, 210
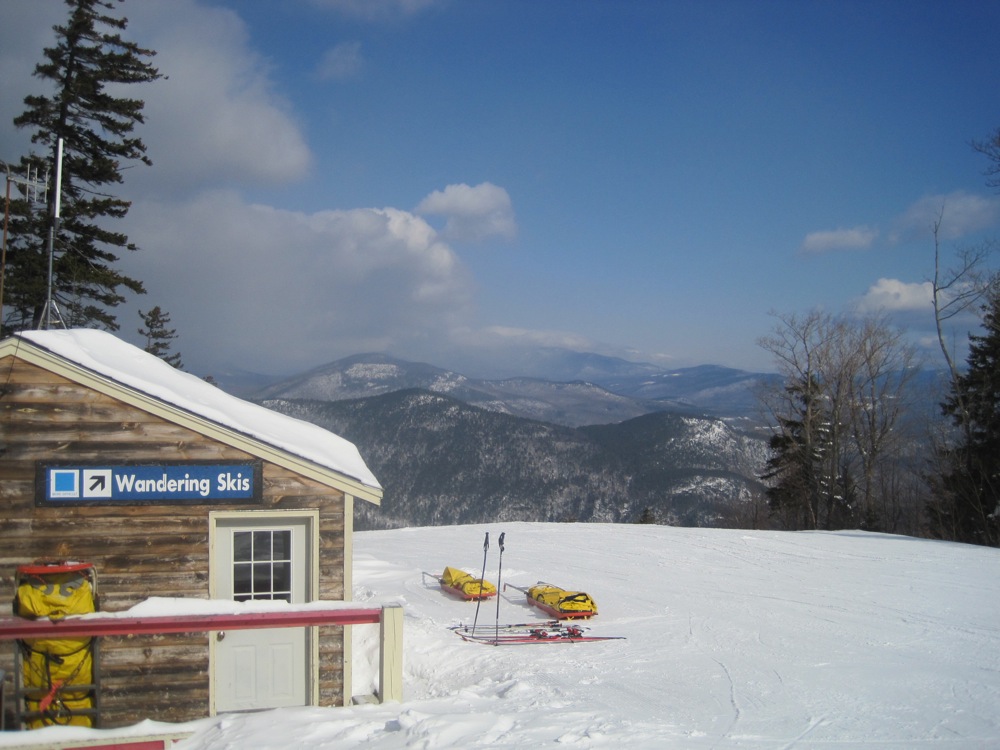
712, 656, 742, 741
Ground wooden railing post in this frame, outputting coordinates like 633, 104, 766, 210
378, 604, 403, 703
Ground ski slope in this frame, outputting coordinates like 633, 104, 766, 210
9, 522, 1000, 748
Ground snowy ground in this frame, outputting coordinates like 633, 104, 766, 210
6, 522, 1000, 748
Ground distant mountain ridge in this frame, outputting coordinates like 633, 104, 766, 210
241, 352, 946, 531
255, 352, 777, 426
261, 389, 769, 530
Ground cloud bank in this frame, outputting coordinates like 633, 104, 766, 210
123, 191, 477, 374
55, 1, 517, 374
1, 0, 531, 376
124, 2, 311, 192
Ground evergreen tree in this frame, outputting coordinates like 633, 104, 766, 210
636, 507, 657, 524
934, 284, 1000, 546
139, 306, 183, 369
3, 0, 160, 332
761, 374, 828, 530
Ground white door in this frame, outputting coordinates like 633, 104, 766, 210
212, 514, 314, 713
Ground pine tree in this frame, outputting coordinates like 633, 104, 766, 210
934, 284, 1000, 546
3, 0, 160, 332
761, 374, 827, 530
636, 507, 657, 524
139, 306, 183, 369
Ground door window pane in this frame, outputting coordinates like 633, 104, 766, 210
233, 532, 253, 562
253, 531, 273, 561
273, 562, 291, 596
272, 531, 289, 560
234, 563, 252, 596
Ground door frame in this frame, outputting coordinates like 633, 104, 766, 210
208, 509, 321, 714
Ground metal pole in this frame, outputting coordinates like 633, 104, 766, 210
40, 139, 63, 330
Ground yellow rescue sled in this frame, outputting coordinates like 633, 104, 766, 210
507, 582, 598, 619
439, 566, 497, 600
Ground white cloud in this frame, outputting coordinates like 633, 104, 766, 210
121, 192, 474, 374
317, 42, 364, 80
800, 226, 879, 254
416, 182, 517, 243
890, 191, 1000, 242
123, 1, 312, 193
854, 278, 933, 314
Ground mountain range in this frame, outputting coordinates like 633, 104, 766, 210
252, 352, 775, 529
255, 351, 779, 427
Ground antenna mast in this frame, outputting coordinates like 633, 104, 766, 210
38, 137, 65, 330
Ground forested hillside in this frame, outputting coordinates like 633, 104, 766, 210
261, 390, 768, 529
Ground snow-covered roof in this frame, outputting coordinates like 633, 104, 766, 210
5, 329, 381, 499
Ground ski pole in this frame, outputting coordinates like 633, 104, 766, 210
471, 531, 489, 631
494, 532, 506, 643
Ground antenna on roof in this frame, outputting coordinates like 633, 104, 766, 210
38, 138, 65, 330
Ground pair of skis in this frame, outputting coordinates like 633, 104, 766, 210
453, 532, 624, 646
452, 620, 624, 646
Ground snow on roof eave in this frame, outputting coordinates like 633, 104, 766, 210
1, 331, 382, 505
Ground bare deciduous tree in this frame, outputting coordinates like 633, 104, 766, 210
758, 311, 920, 532
926, 207, 997, 542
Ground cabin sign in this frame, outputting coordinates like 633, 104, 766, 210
37, 460, 263, 505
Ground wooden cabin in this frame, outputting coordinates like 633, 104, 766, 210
0, 329, 383, 729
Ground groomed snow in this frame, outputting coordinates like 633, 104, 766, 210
14, 329, 380, 491
9, 522, 996, 748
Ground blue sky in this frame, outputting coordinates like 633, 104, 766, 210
2, 0, 999, 378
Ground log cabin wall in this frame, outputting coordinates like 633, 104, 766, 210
0, 355, 350, 728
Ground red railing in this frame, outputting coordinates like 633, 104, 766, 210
0, 603, 404, 712
0, 607, 384, 639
